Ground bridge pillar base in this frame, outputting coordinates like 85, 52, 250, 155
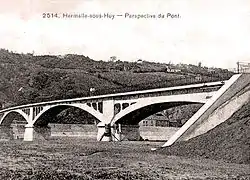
0, 126, 14, 141
97, 122, 112, 141
24, 126, 51, 141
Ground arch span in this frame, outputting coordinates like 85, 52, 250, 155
33, 103, 104, 126
0, 110, 29, 126
115, 102, 202, 126
111, 93, 208, 125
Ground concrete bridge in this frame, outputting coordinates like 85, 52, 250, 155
1, 74, 248, 145
0, 79, 224, 142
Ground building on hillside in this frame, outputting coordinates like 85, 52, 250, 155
229, 62, 250, 73
195, 74, 202, 81
136, 59, 143, 64
238, 62, 250, 73
165, 66, 181, 73
139, 113, 181, 127
207, 68, 217, 73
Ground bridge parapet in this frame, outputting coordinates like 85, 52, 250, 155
113, 83, 222, 101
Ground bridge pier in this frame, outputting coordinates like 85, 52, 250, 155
97, 122, 112, 141
96, 99, 115, 141
0, 126, 14, 141
24, 125, 51, 141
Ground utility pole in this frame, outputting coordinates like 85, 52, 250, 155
237, 61, 240, 74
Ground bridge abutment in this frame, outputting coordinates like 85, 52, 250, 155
0, 126, 14, 141
24, 125, 51, 141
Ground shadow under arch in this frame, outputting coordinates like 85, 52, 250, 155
33, 104, 101, 126
114, 101, 203, 126
0, 110, 28, 126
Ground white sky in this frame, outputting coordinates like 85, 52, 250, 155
0, 0, 250, 69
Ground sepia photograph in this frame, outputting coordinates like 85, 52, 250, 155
0, 0, 249, 179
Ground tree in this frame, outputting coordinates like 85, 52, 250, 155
30, 71, 49, 90
109, 56, 117, 62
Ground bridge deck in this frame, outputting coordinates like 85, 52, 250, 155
0, 81, 225, 113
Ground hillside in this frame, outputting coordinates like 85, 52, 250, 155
0, 49, 233, 108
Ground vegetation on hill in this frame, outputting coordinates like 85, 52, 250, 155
162, 104, 203, 126
0, 48, 234, 108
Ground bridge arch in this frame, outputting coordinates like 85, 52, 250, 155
33, 103, 104, 126
111, 93, 207, 125
0, 110, 29, 126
